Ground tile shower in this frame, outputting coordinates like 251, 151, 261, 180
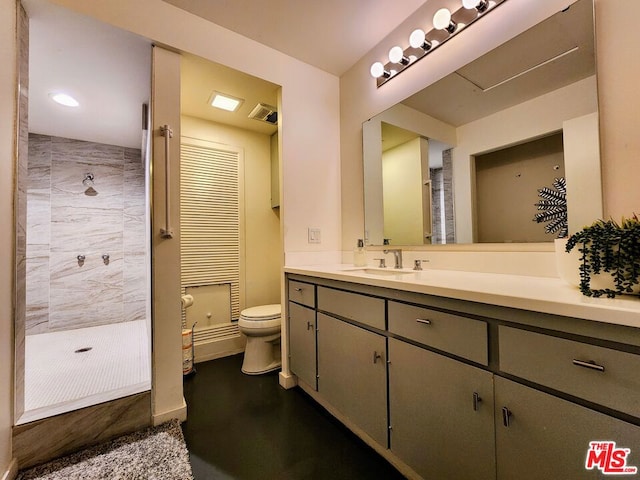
21, 133, 151, 423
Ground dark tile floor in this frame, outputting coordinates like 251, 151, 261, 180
181, 354, 406, 480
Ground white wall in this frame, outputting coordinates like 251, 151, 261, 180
563, 112, 602, 232
0, 1, 16, 477
181, 115, 281, 308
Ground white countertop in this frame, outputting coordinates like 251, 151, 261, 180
284, 264, 640, 329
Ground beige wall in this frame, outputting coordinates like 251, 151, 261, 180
341, 0, 640, 248
382, 138, 426, 245
475, 133, 564, 243
0, 1, 16, 477
595, 0, 640, 219
181, 115, 281, 308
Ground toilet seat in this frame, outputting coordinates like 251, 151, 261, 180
239, 304, 281, 321
238, 317, 281, 333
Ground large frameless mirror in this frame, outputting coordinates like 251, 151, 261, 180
363, 0, 601, 246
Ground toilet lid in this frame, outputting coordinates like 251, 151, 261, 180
240, 304, 281, 321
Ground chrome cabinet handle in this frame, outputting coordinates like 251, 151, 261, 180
572, 359, 605, 372
473, 392, 482, 411
502, 407, 512, 427
294, 287, 303, 292
416, 318, 431, 325
373, 351, 383, 364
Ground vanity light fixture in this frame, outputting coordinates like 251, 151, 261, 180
49, 92, 79, 107
370, 0, 507, 87
210, 92, 244, 112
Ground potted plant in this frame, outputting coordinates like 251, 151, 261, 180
564, 214, 640, 298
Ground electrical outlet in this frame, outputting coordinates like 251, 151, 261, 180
308, 228, 321, 244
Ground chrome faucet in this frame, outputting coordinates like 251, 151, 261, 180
383, 248, 403, 269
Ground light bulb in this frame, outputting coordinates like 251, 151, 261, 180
370, 62, 387, 79
388, 46, 408, 65
462, 0, 488, 12
433, 8, 456, 33
409, 29, 432, 51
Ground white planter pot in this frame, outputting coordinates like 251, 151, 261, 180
555, 238, 640, 294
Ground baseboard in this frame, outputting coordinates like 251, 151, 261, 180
152, 398, 187, 426
194, 335, 245, 364
1, 458, 18, 480
278, 371, 297, 389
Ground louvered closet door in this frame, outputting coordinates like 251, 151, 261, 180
180, 142, 240, 321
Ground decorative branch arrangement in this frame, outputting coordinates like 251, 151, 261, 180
565, 214, 640, 298
533, 177, 568, 238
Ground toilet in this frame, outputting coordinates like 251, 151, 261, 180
238, 304, 282, 375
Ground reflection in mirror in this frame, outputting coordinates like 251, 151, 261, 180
363, 0, 602, 247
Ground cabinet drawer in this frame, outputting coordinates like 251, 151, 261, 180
288, 280, 315, 308
388, 301, 488, 365
317, 287, 385, 330
499, 326, 640, 417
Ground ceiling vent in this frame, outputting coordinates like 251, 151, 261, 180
248, 103, 278, 125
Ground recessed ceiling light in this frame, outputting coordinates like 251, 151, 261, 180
210, 92, 244, 112
49, 93, 79, 107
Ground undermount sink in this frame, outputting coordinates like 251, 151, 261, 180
346, 267, 416, 276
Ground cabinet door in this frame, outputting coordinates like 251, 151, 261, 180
388, 338, 495, 480
317, 313, 388, 447
288, 302, 317, 390
495, 376, 640, 480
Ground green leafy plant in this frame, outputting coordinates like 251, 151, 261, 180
565, 214, 640, 298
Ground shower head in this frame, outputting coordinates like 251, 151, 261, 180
83, 173, 97, 195
83, 173, 95, 187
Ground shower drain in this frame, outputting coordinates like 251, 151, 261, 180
74, 347, 93, 353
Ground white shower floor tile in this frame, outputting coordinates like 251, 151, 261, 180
19, 320, 151, 425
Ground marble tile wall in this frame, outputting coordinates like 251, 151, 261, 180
26, 134, 147, 334
430, 168, 444, 244
442, 149, 455, 243
429, 149, 455, 244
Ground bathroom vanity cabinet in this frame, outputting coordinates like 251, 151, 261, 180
286, 272, 640, 480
